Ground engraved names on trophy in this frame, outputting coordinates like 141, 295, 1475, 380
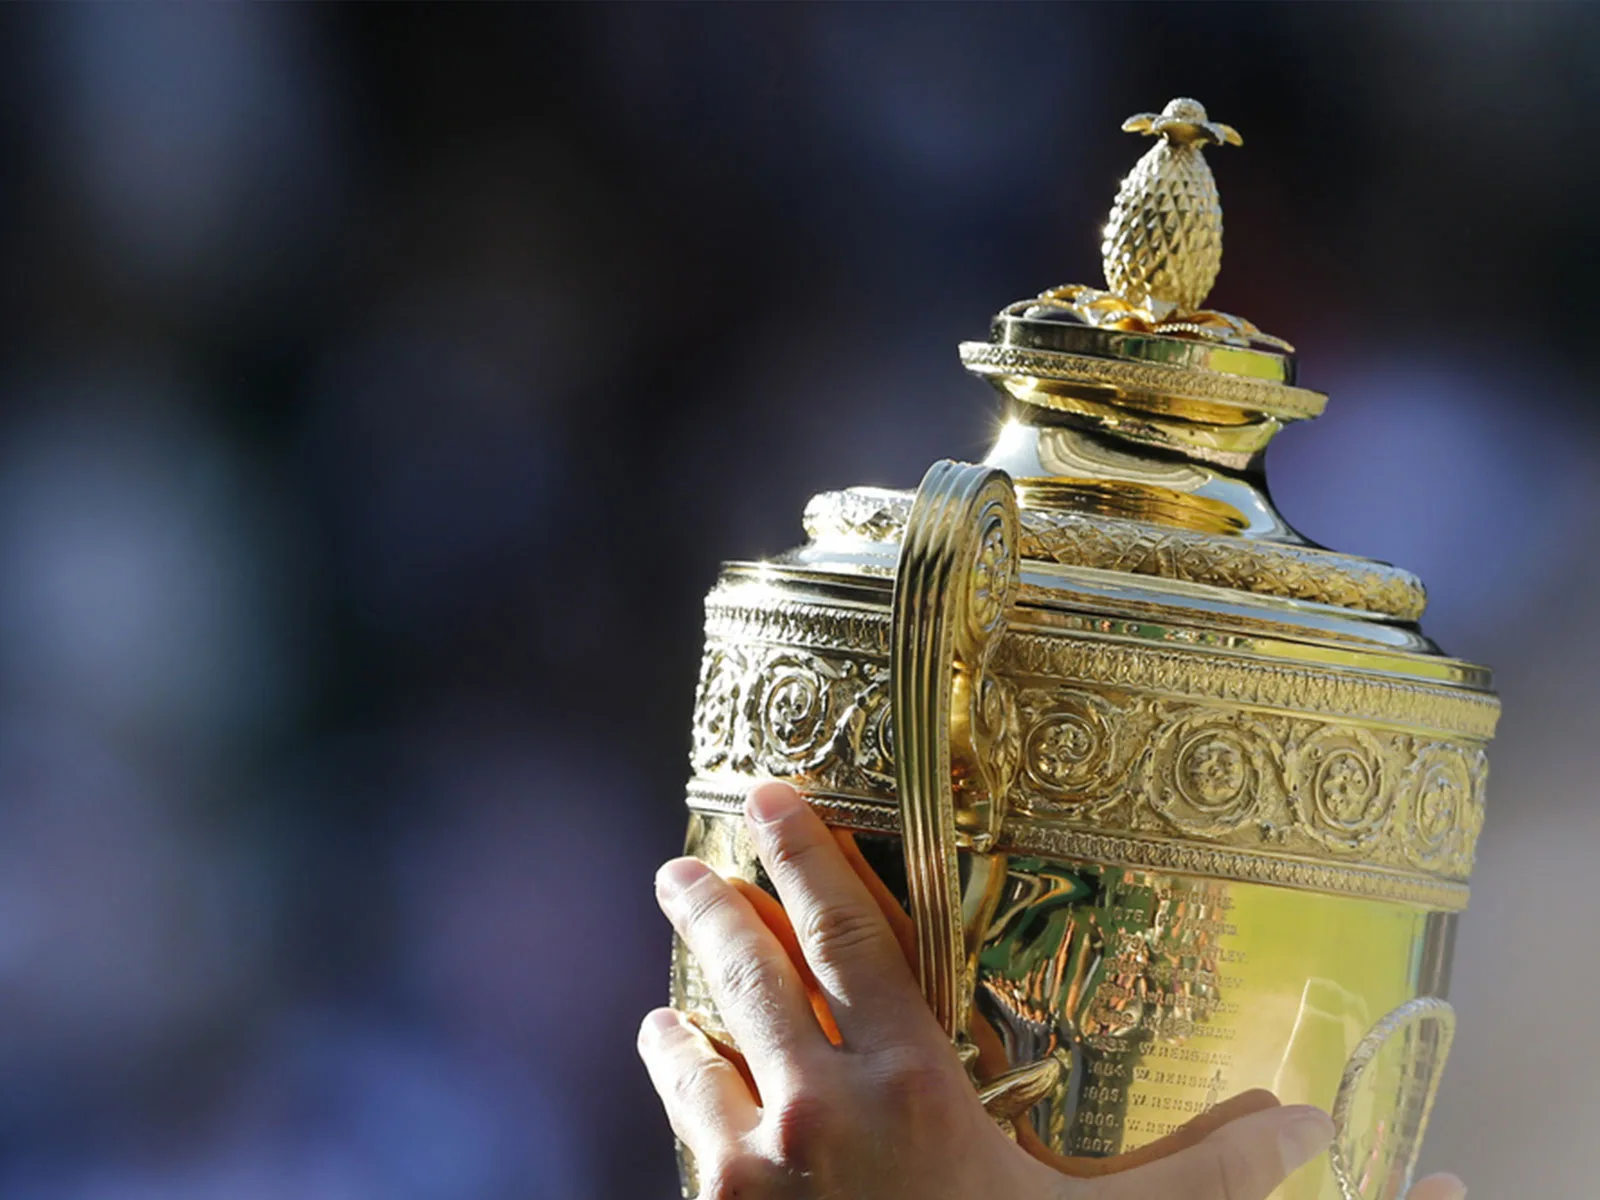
1063, 872, 1244, 1156
971, 862, 1248, 1158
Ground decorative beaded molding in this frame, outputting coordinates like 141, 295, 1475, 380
958, 342, 1327, 421
685, 780, 1470, 912
994, 632, 1499, 742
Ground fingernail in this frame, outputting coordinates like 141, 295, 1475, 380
745, 780, 802, 825
1276, 1108, 1334, 1175
656, 857, 711, 904
639, 1008, 681, 1046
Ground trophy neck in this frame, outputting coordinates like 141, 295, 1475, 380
963, 307, 1325, 542
963, 316, 1323, 467
980, 414, 1301, 542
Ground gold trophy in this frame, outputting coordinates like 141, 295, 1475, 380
674, 99, 1497, 1200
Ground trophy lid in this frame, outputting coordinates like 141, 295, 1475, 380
962, 97, 1321, 469
797, 98, 1451, 650
692, 100, 1497, 918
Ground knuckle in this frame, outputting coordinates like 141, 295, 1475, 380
1207, 1138, 1261, 1200
677, 875, 735, 934
869, 1044, 959, 1122
714, 942, 772, 1009
762, 821, 821, 874
669, 1054, 723, 1109
768, 1091, 833, 1166
799, 900, 886, 965
701, 1151, 776, 1200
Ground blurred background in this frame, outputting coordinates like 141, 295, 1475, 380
0, 4, 1592, 1197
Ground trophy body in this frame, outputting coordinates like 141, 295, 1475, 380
672, 101, 1496, 1200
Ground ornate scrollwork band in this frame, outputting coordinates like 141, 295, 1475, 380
803, 487, 1428, 621
690, 589, 1492, 910
704, 592, 1499, 741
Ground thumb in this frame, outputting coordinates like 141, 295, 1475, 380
1101, 1103, 1333, 1200
1407, 1174, 1467, 1200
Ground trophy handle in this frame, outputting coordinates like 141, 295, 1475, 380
891, 461, 1067, 1132
889, 460, 1019, 1045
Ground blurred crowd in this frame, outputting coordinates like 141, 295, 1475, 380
0, 6, 1592, 1198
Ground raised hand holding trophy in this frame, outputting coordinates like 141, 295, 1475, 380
652, 100, 1493, 1200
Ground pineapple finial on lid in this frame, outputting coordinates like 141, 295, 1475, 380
1019, 99, 1289, 352
1102, 98, 1240, 320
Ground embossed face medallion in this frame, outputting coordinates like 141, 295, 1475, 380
1149, 713, 1276, 835
1329, 998, 1455, 1200
1182, 735, 1247, 807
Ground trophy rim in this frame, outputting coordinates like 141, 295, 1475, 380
715, 560, 1497, 699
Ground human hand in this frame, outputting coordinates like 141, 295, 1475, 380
641, 780, 1466, 1200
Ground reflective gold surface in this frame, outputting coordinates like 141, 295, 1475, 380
672, 98, 1498, 1200
677, 813, 1454, 1200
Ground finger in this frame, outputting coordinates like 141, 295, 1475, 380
1131, 1088, 1282, 1163
669, 1002, 762, 1103
1103, 1102, 1333, 1200
743, 781, 942, 1049
1408, 1173, 1467, 1200
730, 877, 845, 1045
656, 856, 829, 1080
1031, 1088, 1282, 1176
832, 828, 920, 970
637, 1007, 760, 1160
